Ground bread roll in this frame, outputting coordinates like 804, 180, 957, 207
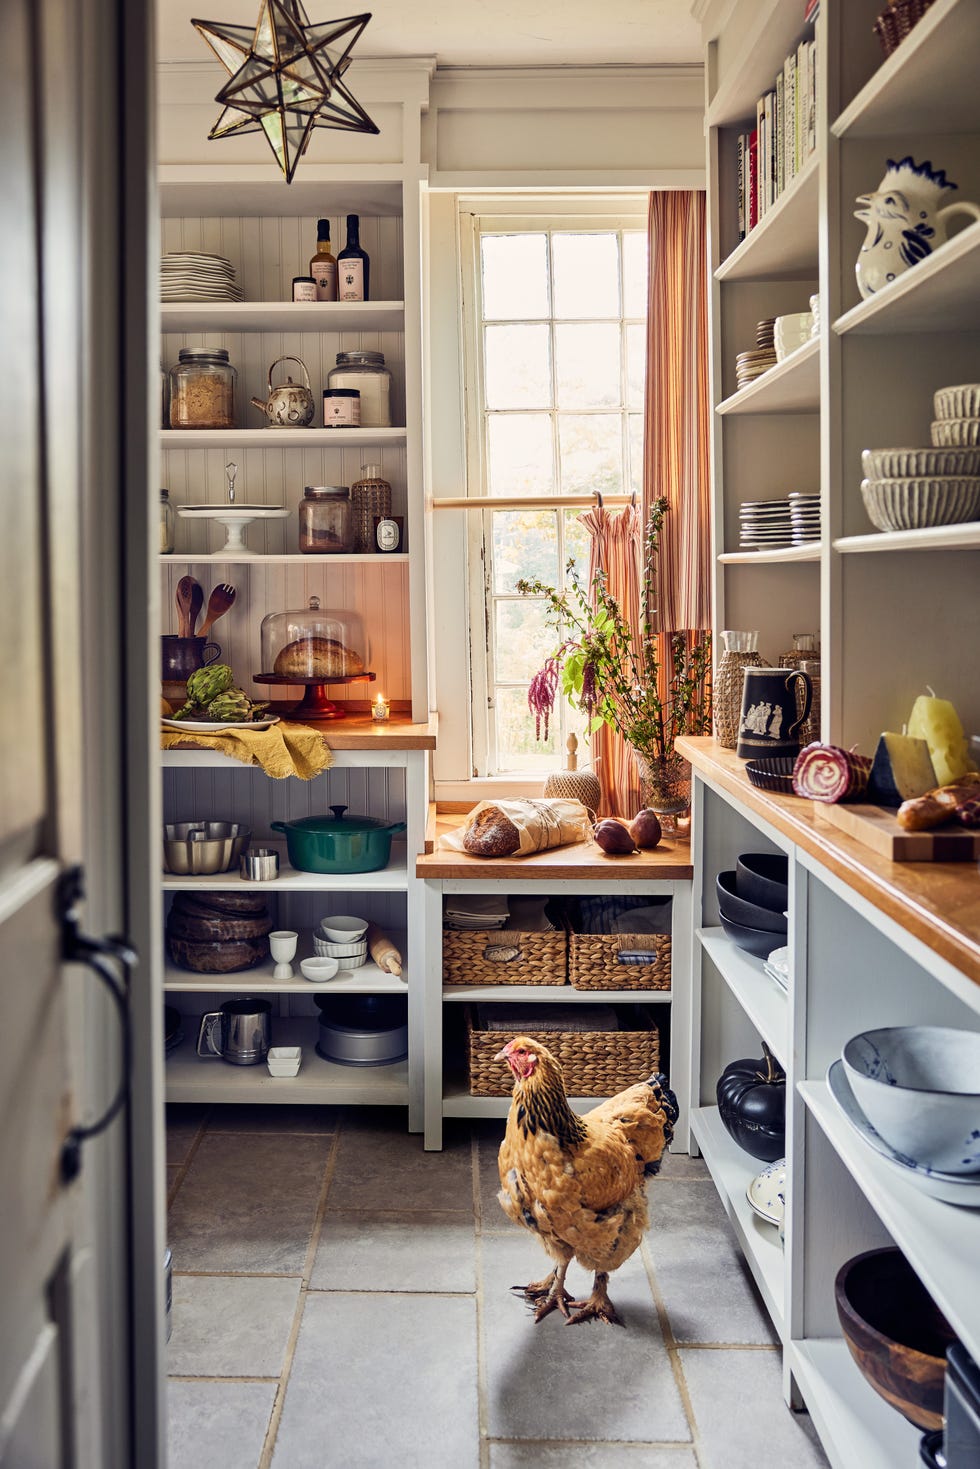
273, 636, 365, 679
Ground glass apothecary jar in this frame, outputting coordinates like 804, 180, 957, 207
260, 597, 368, 680
298, 486, 354, 554
159, 489, 175, 553
349, 465, 392, 553
169, 347, 236, 429
326, 350, 392, 427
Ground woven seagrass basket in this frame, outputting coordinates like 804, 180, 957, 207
873, 0, 935, 57
443, 927, 568, 986
465, 1008, 660, 1096
569, 932, 671, 991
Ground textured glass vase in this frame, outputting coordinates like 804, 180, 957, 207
714, 631, 770, 749
634, 752, 692, 834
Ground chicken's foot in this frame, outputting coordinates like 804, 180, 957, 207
566, 1271, 625, 1327
511, 1262, 574, 1323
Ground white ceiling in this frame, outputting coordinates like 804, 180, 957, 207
158, 0, 702, 69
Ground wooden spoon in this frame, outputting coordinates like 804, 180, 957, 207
197, 583, 237, 638
187, 580, 204, 637
175, 576, 197, 637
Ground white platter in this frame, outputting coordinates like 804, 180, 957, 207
161, 715, 280, 732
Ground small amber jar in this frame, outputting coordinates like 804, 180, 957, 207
169, 347, 236, 429
298, 485, 354, 554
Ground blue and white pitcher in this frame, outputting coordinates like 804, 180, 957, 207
854, 156, 980, 300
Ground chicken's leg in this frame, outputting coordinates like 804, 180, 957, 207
566, 1271, 625, 1327
511, 1259, 574, 1323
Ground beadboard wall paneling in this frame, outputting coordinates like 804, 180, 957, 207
161, 763, 406, 827
160, 559, 411, 700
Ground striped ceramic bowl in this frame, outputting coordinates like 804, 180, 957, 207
931, 418, 980, 448
862, 446, 980, 480
934, 384, 980, 420
860, 476, 980, 532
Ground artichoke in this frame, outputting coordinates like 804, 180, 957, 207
206, 689, 254, 723
185, 663, 235, 707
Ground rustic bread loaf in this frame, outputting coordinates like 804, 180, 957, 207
273, 636, 365, 679
462, 804, 522, 857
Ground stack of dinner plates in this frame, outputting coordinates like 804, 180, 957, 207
789, 491, 821, 544
735, 318, 777, 391
161, 252, 242, 302
738, 497, 793, 549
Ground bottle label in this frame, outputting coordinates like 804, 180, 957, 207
338, 259, 364, 301
293, 279, 318, 302
311, 261, 337, 301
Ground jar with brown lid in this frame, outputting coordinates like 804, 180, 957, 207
298, 485, 354, 554
169, 347, 236, 429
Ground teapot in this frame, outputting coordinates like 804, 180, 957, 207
250, 355, 315, 427
854, 156, 980, 300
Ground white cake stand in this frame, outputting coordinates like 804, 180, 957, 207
177, 505, 289, 555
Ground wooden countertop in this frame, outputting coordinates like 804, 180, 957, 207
676, 736, 980, 988
416, 809, 693, 882
165, 711, 438, 752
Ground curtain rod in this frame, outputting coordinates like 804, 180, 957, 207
431, 494, 637, 511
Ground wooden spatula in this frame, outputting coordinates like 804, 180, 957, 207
175, 576, 197, 637
197, 583, 236, 638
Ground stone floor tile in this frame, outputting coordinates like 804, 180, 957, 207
167, 1380, 276, 1469
271, 1291, 479, 1469
658, 1150, 712, 1181
168, 1132, 331, 1273
490, 1444, 699, 1468
205, 1103, 341, 1135
473, 1120, 508, 1227
482, 1233, 689, 1444
679, 1347, 829, 1468
166, 1104, 209, 1166
327, 1112, 474, 1211
310, 1208, 477, 1293
168, 1274, 301, 1377
646, 1180, 778, 1345
167, 1167, 183, 1205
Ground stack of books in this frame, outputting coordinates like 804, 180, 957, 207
734, 2, 819, 244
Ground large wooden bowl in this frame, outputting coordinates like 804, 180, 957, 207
835, 1248, 957, 1431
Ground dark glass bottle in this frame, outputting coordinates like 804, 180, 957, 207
309, 218, 337, 301
337, 214, 369, 301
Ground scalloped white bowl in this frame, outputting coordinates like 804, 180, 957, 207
934, 384, 980, 420
860, 476, 980, 531
931, 417, 980, 448
862, 447, 980, 480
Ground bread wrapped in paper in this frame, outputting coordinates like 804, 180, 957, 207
442, 799, 591, 858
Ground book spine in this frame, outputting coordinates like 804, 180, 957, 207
808, 37, 817, 154
748, 129, 759, 231
737, 133, 746, 242
775, 73, 784, 197
756, 96, 765, 220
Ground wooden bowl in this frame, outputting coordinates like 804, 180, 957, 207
834, 1248, 956, 1431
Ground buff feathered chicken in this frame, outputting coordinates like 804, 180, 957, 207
495, 1035, 678, 1327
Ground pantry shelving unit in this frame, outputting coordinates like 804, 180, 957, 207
694, 0, 980, 1460
157, 85, 437, 1127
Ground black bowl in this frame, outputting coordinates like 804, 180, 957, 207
719, 911, 785, 960
736, 852, 789, 912
716, 870, 787, 933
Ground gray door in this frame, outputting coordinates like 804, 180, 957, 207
0, 0, 164, 1464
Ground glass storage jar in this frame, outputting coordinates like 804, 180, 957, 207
298, 486, 354, 554
159, 489, 175, 553
326, 350, 392, 427
260, 596, 368, 681
349, 465, 392, 552
169, 347, 236, 429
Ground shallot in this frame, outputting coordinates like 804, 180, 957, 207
792, 743, 872, 804
593, 819, 638, 855
629, 809, 663, 849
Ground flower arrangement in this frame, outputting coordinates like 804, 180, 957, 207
517, 497, 712, 769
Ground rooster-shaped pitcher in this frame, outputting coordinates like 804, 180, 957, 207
854, 156, 980, 299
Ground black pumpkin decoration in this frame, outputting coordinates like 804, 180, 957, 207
716, 1042, 786, 1162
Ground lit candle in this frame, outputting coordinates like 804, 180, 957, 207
372, 693, 389, 722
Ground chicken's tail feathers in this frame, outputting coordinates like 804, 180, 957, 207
645, 1072, 679, 1153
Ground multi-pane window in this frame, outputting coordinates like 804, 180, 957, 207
460, 201, 648, 776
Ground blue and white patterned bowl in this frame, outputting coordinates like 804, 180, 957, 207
746, 1158, 786, 1227
842, 1026, 980, 1175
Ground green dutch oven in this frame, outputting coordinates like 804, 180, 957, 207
271, 805, 406, 874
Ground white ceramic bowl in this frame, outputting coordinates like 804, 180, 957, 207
746, 1159, 787, 1226
267, 1045, 302, 1077
862, 446, 980, 480
313, 932, 369, 958
860, 476, 980, 531
300, 956, 340, 982
934, 384, 980, 420
319, 914, 369, 943
842, 1026, 980, 1174
931, 417, 980, 448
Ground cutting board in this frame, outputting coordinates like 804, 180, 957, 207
820, 801, 980, 861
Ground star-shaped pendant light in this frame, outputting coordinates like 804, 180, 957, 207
192, 1, 379, 184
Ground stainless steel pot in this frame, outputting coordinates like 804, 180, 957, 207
314, 994, 407, 1066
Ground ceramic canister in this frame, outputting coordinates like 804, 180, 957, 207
736, 666, 812, 760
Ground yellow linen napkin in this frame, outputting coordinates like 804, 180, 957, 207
160, 719, 334, 779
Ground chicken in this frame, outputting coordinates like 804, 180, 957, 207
494, 1035, 678, 1327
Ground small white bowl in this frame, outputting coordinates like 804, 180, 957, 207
267, 1045, 302, 1077
842, 1026, 980, 1174
934, 384, 980, 420
313, 933, 369, 958
319, 914, 369, 943
931, 417, 980, 448
301, 956, 340, 983
862, 446, 980, 480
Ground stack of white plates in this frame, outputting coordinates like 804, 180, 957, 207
788, 491, 820, 544
161, 252, 242, 302
738, 497, 793, 549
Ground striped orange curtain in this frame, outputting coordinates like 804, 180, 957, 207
580, 499, 642, 816
643, 191, 712, 713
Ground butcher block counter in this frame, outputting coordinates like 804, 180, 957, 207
676, 735, 980, 988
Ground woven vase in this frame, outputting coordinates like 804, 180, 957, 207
350, 464, 392, 553
714, 631, 770, 749
543, 734, 601, 816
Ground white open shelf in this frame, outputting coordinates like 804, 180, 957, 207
698, 928, 788, 1057
705, 0, 816, 129
162, 841, 409, 893
161, 427, 408, 449
690, 1105, 786, 1336
160, 552, 408, 565
833, 220, 980, 336
442, 986, 673, 1004
834, 521, 980, 554
719, 544, 821, 564
158, 165, 405, 219
716, 337, 819, 415
832, 0, 980, 138
789, 1339, 923, 1469
715, 154, 820, 282
165, 1019, 409, 1106
800, 1078, 980, 1363
161, 301, 404, 334
164, 947, 408, 997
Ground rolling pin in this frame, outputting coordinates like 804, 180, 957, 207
366, 922, 402, 975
